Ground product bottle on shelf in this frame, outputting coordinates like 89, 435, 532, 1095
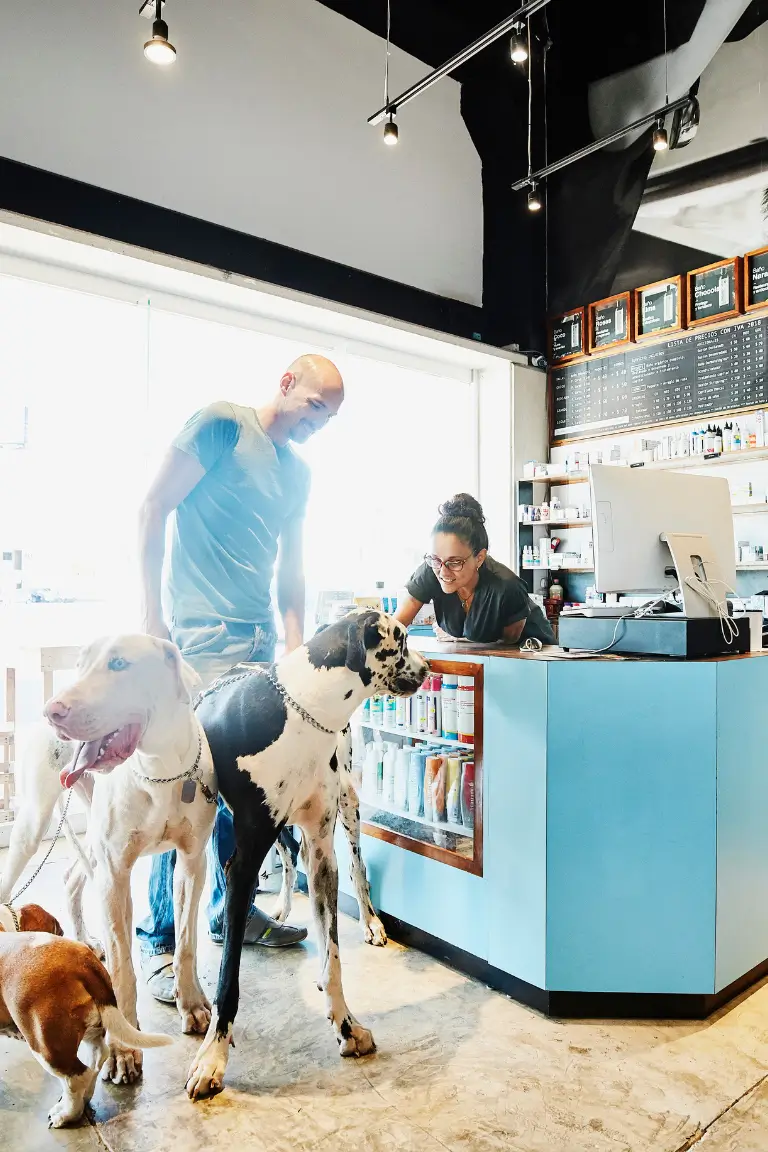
394, 749, 409, 810
371, 695, 383, 727
723, 422, 733, 453
415, 678, 430, 734
382, 745, 396, 805
407, 750, 425, 816
445, 756, 462, 825
457, 676, 475, 744
427, 674, 442, 736
441, 674, 459, 740
384, 694, 396, 729
460, 761, 475, 829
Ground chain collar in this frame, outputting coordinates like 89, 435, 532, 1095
1, 903, 20, 931
196, 663, 337, 735
129, 725, 216, 802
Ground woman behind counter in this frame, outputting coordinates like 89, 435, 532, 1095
395, 494, 555, 647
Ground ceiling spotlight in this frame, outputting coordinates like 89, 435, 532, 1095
383, 113, 399, 146
527, 182, 542, 212
652, 118, 668, 152
510, 23, 528, 64
143, 0, 176, 65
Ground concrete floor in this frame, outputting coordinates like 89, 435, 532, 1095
3, 845, 768, 1152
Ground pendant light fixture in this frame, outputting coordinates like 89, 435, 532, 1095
142, 0, 176, 65
382, 0, 398, 145
527, 182, 542, 212
383, 114, 399, 145
653, 0, 669, 151
510, 22, 528, 64
524, 20, 541, 213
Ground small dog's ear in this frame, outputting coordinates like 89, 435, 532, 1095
346, 612, 383, 675
313, 623, 330, 637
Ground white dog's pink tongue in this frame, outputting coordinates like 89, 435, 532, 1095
59, 740, 101, 788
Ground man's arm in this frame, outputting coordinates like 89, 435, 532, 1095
277, 512, 306, 653
139, 447, 206, 639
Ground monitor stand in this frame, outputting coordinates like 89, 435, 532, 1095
660, 532, 728, 619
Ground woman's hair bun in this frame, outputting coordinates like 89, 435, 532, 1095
438, 493, 485, 523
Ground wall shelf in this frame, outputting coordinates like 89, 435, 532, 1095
358, 721, 473, 750
520, 520, 593, 529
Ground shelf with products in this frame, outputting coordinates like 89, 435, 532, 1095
519, 519, 593, 529
358, 722, 472, 750
354, 660, 483, 875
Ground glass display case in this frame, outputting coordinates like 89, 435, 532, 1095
352, 660, 483, 875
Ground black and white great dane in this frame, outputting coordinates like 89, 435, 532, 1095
185, 609, 429, 1099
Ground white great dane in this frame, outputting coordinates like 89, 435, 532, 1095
1, 635, 217, 1084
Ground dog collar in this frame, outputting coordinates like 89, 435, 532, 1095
0, 903, 20, 932
129, 725, 217, 803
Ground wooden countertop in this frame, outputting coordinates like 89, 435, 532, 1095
410, 638, 768, 663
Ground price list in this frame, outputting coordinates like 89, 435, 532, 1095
552, 313, 768, 440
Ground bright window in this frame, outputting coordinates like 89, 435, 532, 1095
0, 278, 478, 647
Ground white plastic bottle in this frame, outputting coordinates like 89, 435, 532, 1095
427, 674, 442, 736
382, 745, 396, 805
441, 674, 458, 740
457, 676, 475, 744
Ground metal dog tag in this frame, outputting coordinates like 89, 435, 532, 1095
181, 778, 197, 804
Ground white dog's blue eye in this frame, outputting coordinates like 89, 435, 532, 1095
108, 657, 129, 672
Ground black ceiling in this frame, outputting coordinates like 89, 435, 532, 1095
316, 1, 768, 351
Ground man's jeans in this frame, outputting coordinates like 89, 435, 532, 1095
135, 620, 276, 957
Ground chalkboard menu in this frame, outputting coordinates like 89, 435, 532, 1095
551, 313, 768, 441
746, 246, 768, 312
688, 257, 742, 327
549, 308, 585, 364
636, 275, 684, 340
589, 292, 632, 352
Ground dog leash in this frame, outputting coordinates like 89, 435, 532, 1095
7, 786, 74, 907
195, 664, 337, 736
129, 725, 216, 805
0, 902, 20, 930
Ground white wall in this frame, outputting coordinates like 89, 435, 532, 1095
0, 0, 482, 306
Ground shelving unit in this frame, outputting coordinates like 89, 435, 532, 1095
359, 793, 470, 840
520, 519, 592, 529
359, 721, 472, 750
357, 659, 484, 876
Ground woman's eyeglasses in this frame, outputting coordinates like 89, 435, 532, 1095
424, 554, 471, 573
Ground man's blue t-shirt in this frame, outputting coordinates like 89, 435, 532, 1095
164, 402, 310, 627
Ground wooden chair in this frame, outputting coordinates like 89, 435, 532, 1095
0, 646, 81, 826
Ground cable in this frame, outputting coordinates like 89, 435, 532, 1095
683, 575, 742, 645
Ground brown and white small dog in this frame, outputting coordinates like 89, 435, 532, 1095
0, 901, 172, 1127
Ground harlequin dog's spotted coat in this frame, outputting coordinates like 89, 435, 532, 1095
186, 610, 428, 1099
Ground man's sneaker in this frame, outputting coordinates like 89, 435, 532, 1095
140, 952, 176, 1004
209, 907, 307, 948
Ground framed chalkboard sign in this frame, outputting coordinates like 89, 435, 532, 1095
635, 275, 685, 340
687, 257, 742, 327
588, 292, 632, 353
745, 245, 768, 312
549, 307, 586, 365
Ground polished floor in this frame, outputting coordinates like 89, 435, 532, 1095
2, 841, 768, 1152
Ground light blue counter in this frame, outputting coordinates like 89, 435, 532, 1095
333, 643, 768, 1013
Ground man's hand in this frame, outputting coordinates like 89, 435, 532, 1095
144, 613, 171, 642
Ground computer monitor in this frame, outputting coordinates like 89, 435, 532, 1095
590, 464, 736, 595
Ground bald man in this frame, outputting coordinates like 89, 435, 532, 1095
135, 355, 345, 1003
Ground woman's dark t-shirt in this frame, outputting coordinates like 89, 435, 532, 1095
406, 555, 555, 645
